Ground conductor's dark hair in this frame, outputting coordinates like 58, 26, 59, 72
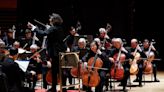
49, 13, 63, 25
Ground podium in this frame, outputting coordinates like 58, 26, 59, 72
59, 52, 81, 92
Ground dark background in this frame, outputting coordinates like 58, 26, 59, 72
0, 0, 163, 70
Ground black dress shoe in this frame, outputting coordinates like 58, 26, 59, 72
154, 79, 160, 82
133, 79, 139, 82
47, 88, 52, 92
138, 84, 143, 87
118, 83, 123, 86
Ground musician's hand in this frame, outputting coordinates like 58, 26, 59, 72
47, 61, 51, 68
30, 70, 36, 76
121, 47, 128, 53
131, 52, 135, 56
137, 45, 142, 52
27, 22, 36, 31
97, 49, 102, 55
109, 57, 114, 63
104, 34, 109, 39
84, 62, 88, 68
151, 45, 156, 51
66, 47, 70, 52
46, 24, 51, 29
27, 22, 33, 29
101, 47, 105, 50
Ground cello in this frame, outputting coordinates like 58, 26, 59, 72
82, 51, 103, 87
110, 43, 125, 80
130, 44, 140, 75
143, 40, 155, 74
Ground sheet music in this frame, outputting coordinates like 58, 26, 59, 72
15, 60, 30, 72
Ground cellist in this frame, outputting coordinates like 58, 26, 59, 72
81, 41, 111, 92
108, 38, 133, 91
127, 38, 146, 86
141, 39, 160, 82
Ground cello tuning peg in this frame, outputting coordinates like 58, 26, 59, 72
122, 39, 127, 44
151, 39, 156, 44
138, 41, 142, 45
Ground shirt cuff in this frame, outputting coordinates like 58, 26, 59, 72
31, 26, 37, 31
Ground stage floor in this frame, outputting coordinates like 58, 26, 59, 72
35, 71, 164, 92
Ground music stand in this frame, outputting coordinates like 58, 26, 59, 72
59, 52, 81, 92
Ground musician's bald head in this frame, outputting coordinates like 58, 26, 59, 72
131, 38, 138, 49
131, 38, 138, 43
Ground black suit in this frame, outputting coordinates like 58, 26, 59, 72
34, 25, 66, 92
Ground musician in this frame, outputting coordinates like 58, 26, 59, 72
0, 47, 34, 92
98, 28, 111, 50
3, 29, 16, 48
142, 39, 159, 82
108, 38, 133, 91
27, 44, 42, 89
27, 13, 67, 92
65, 26, 79, 52
128, 39, 146, 86
13, 41, 20, 49
0, 40, 7, 62
72, 38, 89, 58
20, 29, 40, 51
82, 41, 111, 92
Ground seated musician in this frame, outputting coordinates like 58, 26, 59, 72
141, 39, 159, 82
26, 44, 42, 89
72, 38, 89, 58
0, 47, 34, 92
13, 41, 20, 49
108, 38, 133, 91
19, 29, 40, 51
66, 26, 79, 52
81, 41, 111, 92
3, 29, 16, 48
98, 28, 111, 50
128, 38, 146, 86
0, 40, 7, 62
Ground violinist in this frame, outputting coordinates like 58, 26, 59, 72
0, 47, 33, 92
13, 41, 20, 49
20, 29, 40, 51
26, 44, 42, 89
109, 38, 133, 91
128, 39, 146, 86
3, 29, 16, 49
0, 40, 7, 62
81, 41, 110, 92
141, 39, 159, 82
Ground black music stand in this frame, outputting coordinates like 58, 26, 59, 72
59, 52, 81, 92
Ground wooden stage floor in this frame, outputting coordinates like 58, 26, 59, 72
35, 71, 164, 92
